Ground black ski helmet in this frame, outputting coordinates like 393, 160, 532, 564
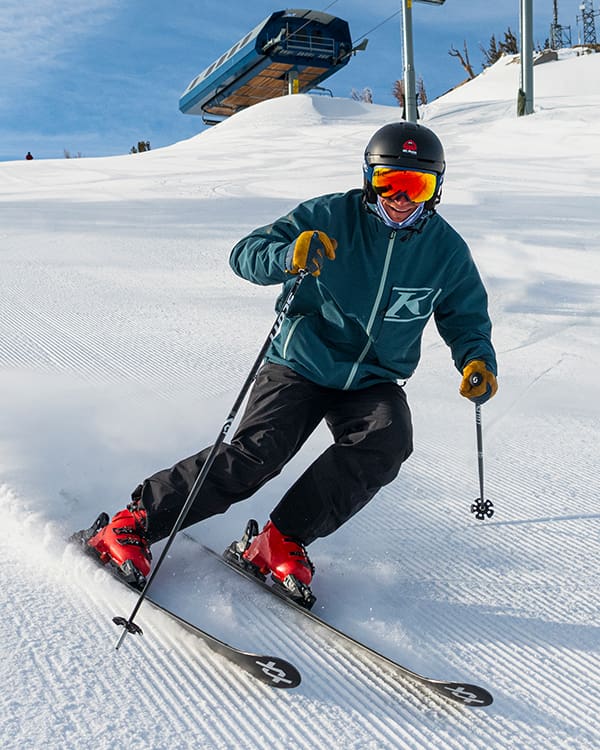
363, 122, 446, 209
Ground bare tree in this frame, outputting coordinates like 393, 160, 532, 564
392, 78, 427, 117
480, 27, 518, 68
417, 76, 428, 105
500, 27, 518, 55
392, 79, 405, 110
480, 35, 499, 68
448, 41, 476, 79
351, 87, 373, 103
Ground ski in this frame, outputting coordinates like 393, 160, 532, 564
204, 520, 493, 708
69, 517, 301, 690
116, 594, 301, 690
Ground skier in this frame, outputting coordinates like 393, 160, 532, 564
78, 122, 497, 600
25, 151, 34, 160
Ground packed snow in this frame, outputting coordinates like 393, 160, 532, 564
1, 50, 599, 749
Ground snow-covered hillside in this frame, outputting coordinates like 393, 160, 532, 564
1, 51, 599, 749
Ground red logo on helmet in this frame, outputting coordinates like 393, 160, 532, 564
402, 139, 418, 156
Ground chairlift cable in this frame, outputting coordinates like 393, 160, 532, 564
353, 10, 401, 46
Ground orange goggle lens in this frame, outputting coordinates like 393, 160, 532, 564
371, 167, 437, 203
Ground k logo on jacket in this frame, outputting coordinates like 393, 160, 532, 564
384, 287, 441, 322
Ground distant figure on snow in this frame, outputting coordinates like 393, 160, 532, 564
25, 152, 33, 160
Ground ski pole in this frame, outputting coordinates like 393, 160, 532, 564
113, 269, 310, 649
468, 374, 494, 521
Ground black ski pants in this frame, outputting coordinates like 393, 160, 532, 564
136, 363, 413, 545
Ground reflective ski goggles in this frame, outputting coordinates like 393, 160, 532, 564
370, 166, 438, 203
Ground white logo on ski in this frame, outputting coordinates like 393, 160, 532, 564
255, 660, 294, 685
443, 684, 487, 705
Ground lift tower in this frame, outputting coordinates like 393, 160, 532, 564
550, 0, 572, 48
577, 0, 598, 45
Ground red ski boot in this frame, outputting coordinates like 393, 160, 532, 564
82, 507, 151, 589
237, 520, 316, 608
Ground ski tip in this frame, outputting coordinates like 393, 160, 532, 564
249, 656, 301, 689
441, 682, 493, 707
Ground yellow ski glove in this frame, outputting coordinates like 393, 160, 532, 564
285, 230, 337, 277
460, 360, 498, 405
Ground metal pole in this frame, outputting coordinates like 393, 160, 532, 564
469, 403, 494, 520
475, 404, 485, 502
401, 0, 417, 123
113, 269, 309, 649
521, 0, 534, 115
288, 69, 299, 95
467, 374, 495, 520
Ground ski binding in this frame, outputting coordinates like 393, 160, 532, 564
224, 519, 316, 609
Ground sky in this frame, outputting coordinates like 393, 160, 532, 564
0, 0, 593, 161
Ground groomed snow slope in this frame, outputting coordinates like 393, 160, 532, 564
0, 51, 599, 749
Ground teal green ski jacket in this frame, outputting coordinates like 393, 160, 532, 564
230, 189, 496, 390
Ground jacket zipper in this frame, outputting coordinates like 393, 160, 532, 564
342, 231, 397, 390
